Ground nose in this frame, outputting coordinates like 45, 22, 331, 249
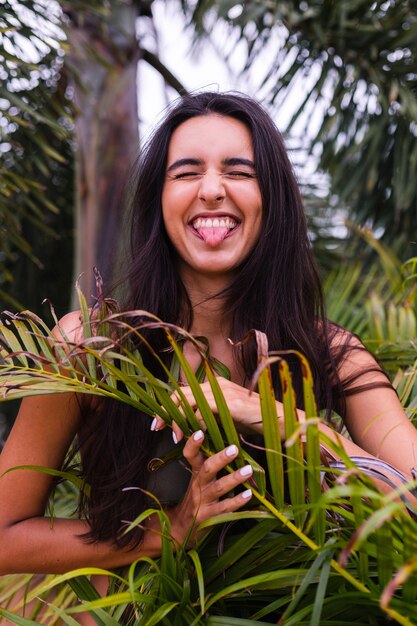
197, 171, 225, 205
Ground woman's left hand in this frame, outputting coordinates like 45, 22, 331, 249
151, 377, 274, 442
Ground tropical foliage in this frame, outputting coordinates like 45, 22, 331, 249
0, 0, 186, 309
324, 229, 417, 376
182, 0, 417, 251
0, 0, 72, 310
3, 0, 417, 311
0, 273, 417, 624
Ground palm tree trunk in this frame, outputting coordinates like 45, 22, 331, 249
64, 3, 141, 304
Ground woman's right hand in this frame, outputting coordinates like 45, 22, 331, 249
163, 431, 253, 549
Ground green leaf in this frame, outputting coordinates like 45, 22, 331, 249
188, 549, 206, 614
0, 609, 46, 626
257, 357, 284, 508
280, 358, 305, 528
166, 329, 224, 451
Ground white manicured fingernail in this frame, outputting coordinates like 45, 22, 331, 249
242, 489, 252, 499
172, 431, 178, 444
240, 465, 253, 477
193, 430, 204, 441
226, 444, 238, 457
150, 417, 157, 431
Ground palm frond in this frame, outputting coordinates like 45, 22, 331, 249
181, 0, 417, 247
2, 281, 417, 624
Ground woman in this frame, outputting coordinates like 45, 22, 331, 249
0, 91, 416, 581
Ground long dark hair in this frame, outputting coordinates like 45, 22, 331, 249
126, 91, 328, 399
77, 91, 387, 547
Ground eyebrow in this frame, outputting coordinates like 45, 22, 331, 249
166, 158, 203, 172
223, 157, 256, 169
166, 157, 256, 173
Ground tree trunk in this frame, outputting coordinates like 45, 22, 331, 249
64, 2, 141, 305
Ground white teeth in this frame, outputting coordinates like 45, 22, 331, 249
192, 217, 237, 229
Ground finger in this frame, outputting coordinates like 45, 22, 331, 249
172, 421, 184, 444
182, 430, 205, 471
171, 386, 195, 408
210, 487, 253, 516
194, 409, 207, 432
150, 416, 166, 432
170, 389, 182, 406
150, 416, 185, 444
188, 443, 239, 486
168, 392, 207, 444
205, 463, 254, 500
171, 415, 206, 445
169, 387, 198, 426
172, 383, 213, 409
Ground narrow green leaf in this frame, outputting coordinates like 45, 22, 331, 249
206, 618, 273, 625
0, 324, 28, 366
0, 609, 44, 626
279, 359, 305, 527
1, 465, 88, 495
75, 282, 96, 379
292, 350, 324, 544
205, 568, 309, 610
27, 568, 126, 599
375, 517, 394, 588
145, 602, 179, 626
203, 518, 279, 583
339, 502, 402, 567
188, 550, 205, 614
277, 548, 332, 624
204, 364, 241, 451
257, 359, 284, 508
310, 550, 332, 626
401, 522, 417, 603
165, 330, 224, 452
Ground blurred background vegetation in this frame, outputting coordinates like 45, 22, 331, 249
2, 0, 417, 311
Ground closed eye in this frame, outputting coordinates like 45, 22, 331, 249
225, 170, 256, 178
172, 171, 201, 179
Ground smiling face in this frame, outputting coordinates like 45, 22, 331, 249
162, 114, 262, 285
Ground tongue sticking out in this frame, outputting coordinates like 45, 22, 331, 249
197, 226, 230, 247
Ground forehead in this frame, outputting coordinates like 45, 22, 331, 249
167, 114, 254, 159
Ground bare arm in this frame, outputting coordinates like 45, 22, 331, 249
0, 313, 253, 575
0, 391, 115, 574
154, 336, 417, 487
0, 392, 253, 574
334, 340, 417, 478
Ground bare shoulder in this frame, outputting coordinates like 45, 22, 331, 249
327, 323, 389, 386
52, 310, 84, 344
327, 323, 362, 349
51, 311, 104, 415
325, 326, 417, 468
